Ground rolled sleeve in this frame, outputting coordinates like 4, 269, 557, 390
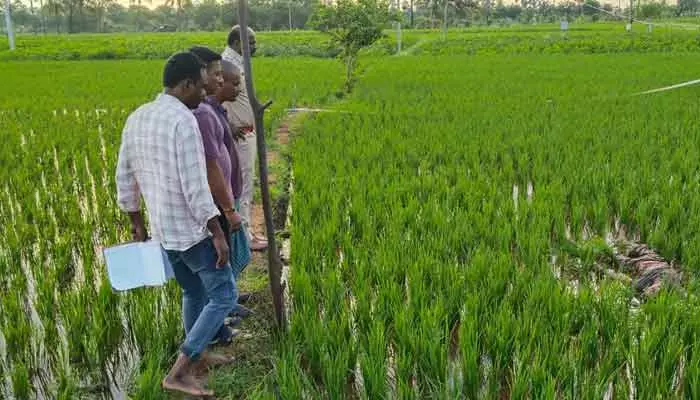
115, 127, 141, 212
175, 116, 220, 226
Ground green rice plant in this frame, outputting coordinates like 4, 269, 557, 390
459, 295, 481, 399
360, 321, 387, 399
130, 352, 170, 400
11, 361, 31, 399
6, 29, 700, 398
273, 342, 320, 398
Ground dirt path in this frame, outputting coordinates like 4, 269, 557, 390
249, 119, 291, 238
201, 113, 301, 398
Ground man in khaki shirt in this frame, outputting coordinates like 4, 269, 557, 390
222, 25, 268, 252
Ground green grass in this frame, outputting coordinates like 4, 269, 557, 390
208, 257, 279, 399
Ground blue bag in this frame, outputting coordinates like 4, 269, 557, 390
230, 226, 251, 278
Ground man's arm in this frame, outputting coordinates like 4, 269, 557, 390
116, 126, 147, 241
195, 111, 235, 210
128, 211, 147, 242
206, 158, 237, 213
116, 129, 140, 212
222, 101, 247, 141
175, 116, 229, 266
195, 110, 242, 231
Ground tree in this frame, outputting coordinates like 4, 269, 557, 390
46, 0, 63, 32
193, 0, 220, 30
638, 1, 664, 18
91, 0, 114, 32
309, 0, 395, 93
164, 0, 191, 29
678, 0, 699, 15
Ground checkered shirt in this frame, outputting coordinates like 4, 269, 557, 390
221, 47, 255, 129
116, 93, 220, 251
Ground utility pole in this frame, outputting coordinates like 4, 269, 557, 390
4, 0, 15, 51
443, 0, 448, 39
485, 0, 491, 25
410, 0, 414, 27
396, 0, 402, 53
629, 0, 633, 25
396, 21, 402, 53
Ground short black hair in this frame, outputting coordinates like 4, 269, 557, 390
189, 46, 222, 65
227, 25, 255, 47
227, 26, 241, 47
163, 52, 205, 89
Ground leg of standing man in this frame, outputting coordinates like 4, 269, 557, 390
236, 129, 267, 251
163, 238, 237, 396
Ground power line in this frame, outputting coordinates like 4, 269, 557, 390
582, 2, 700, 30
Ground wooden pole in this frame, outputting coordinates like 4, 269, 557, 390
237, 0, 288, 331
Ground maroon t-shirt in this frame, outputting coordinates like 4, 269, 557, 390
193, 96, 243, 200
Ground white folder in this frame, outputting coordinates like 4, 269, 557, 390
103, 241, 175, 291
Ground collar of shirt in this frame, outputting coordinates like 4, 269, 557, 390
204, 96, 227, 117
156, 92, 190, 112
223, 47, 243, 68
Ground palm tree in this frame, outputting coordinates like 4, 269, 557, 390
164, 0, 190, 29
46, 0, 62, 32
129, 0, 151, 31
92, 0, 114, 32
38, 0, 47, 32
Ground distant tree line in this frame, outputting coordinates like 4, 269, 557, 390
1, 0, 696, 34
409, 0, 691, 27
1, 0, 317, 33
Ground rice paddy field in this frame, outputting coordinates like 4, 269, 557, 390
3, 22, 700, 398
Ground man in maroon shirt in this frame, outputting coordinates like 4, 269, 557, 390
190, 46, 254, 345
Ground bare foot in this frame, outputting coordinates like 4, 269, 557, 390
252, 233, 267, 242
202, 352, 236, 369
250, 238, 267, 251
162, 374, 213, 398
189, 359, 209, 378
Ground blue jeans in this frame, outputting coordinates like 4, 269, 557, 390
166, 237, 237, 360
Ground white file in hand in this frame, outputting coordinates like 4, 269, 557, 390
103, 241, 174, 291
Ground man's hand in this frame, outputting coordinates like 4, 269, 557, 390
207, 216, 230, 268
233, 127, 247, 141
213, 235, 230, 268
128, 211, 148, 242
132, 223, 148, 242
224, 210, 242, 232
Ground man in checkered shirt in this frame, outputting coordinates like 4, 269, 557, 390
116, 52, 235, 398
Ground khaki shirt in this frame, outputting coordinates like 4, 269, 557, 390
221, 47, 255, 129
